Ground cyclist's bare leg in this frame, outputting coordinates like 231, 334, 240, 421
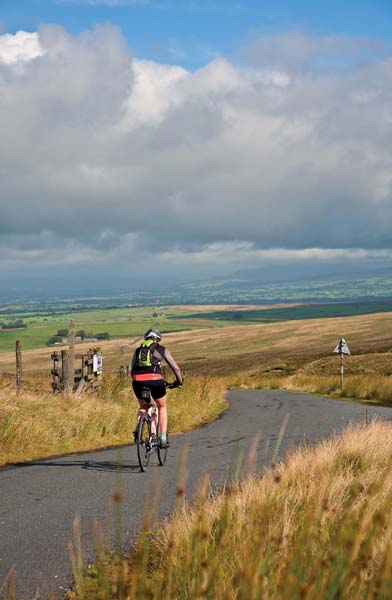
155, 395, 167, 435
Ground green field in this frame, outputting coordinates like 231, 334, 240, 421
0, 306, 208, 352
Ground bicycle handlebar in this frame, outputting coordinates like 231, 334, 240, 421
163, 380, 181, 389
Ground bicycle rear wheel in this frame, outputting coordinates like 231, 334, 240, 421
137, 415, 151, 472
156, 425, 168, 466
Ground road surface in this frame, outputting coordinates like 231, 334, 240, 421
1, 390, 391, 598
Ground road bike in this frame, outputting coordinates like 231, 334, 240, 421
136, 381, 176, 472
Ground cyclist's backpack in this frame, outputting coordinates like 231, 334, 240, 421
135, 339, 161, 371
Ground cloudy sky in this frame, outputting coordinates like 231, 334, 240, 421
1, 1, 392, 293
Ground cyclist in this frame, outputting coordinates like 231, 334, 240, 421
131, 328, 183, 448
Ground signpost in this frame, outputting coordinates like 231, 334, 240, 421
333, 338, 351, 391
92, 352, 102, 374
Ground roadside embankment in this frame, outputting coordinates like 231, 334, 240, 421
0, 374, 226, 465
70, 420, 392, 599
229, 372, 392, 406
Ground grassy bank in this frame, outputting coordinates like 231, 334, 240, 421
0, 374, 226, 465
229, 373, 392, 405
69, 421, 392, 599
284, 374, 392, 405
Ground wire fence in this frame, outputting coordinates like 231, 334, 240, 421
0, 328, 133, 395
0, 366, 129, 394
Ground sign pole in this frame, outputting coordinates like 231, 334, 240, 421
340, 353, 344, 392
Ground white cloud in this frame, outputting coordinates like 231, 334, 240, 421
0, 31, 44, 64
124, 58, 188, 126
160, 243, 392, 266
1, 26, 392, 280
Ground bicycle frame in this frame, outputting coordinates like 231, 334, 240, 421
135, 381, 174, 471
146, 402, 158, 435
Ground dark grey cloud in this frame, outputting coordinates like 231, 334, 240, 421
1, 26, 392, 282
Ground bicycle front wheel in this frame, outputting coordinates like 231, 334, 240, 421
137, 415, 151, 472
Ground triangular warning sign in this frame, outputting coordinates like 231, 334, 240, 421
333, 338, 351, 355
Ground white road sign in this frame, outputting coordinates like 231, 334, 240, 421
333, 338, 351, 355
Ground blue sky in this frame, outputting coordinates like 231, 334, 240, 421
2, 0, 392, 68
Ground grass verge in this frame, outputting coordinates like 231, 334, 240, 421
229, 373, 392, 405
0, 374, 226, 465
68, 421, 392, 599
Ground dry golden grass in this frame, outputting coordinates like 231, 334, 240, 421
169, 311, 392, 363
3, 312, 392, 597
2, 310, 392, 464
68, 421, 392, 600
299, 353, 392, 377
2, 310, 392, 373
285, 374, 392, 405
228, 353, 392, 405
229, 374, 392, 405
0, 337, 142, 371
0, 374, 226, 466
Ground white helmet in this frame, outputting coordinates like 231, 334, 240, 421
144, 328, 162, 341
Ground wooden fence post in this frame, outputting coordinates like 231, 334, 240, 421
16, 340, 22, 395
62, 349, 69, 393
51, 352, 60, 392
69, 320, 75, 392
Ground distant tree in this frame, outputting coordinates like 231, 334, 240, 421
76, 330, 86, 339
2, 319, 27, 329
47, 335, 62, 346
57, 328, 68, 337
96, 332, 110, 340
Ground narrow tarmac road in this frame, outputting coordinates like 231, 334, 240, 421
1, 390, 391, 599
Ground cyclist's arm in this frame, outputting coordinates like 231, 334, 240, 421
162, 348, 183, 385
130, 351, 137, 376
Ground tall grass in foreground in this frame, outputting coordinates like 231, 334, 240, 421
229, 373, 392, 405
0, 375, 226, 465
69, 421, 392, 599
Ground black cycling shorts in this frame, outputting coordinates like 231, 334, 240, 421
132, 380, 166, 401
